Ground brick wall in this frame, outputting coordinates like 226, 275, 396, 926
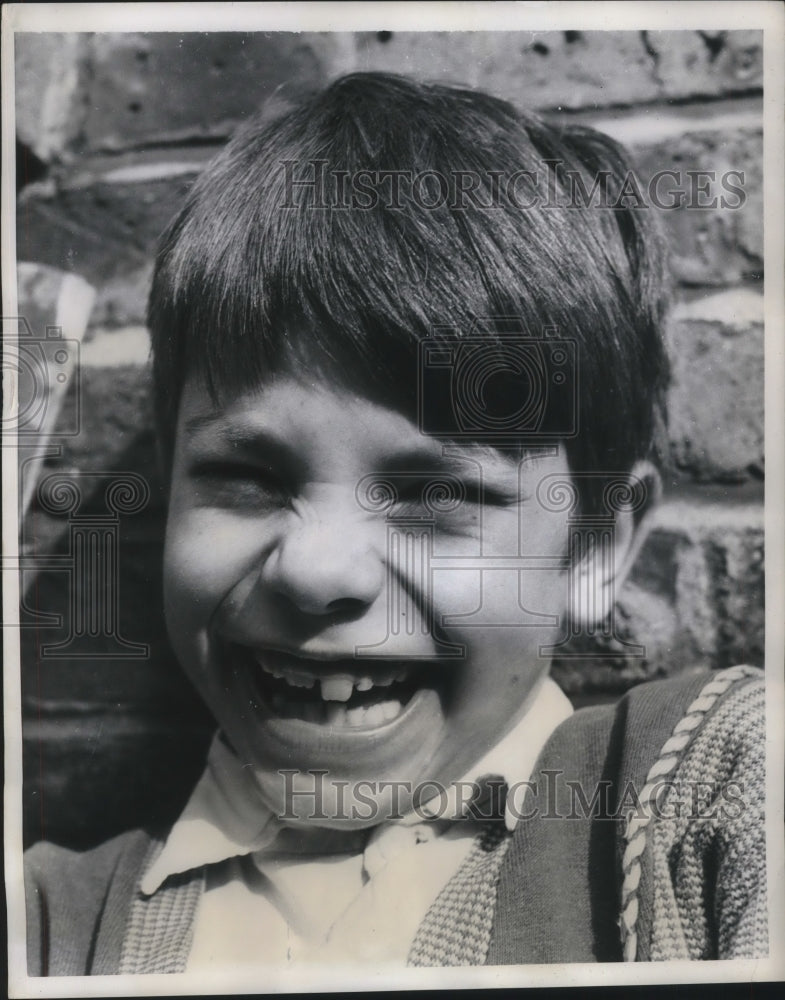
14, 31, 764, 848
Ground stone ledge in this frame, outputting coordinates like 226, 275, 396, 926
15, 32, 762, 163
353, 30, 762, 113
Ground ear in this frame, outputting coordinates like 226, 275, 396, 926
569, 461, 662, 627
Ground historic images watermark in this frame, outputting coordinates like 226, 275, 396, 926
276, 768, 748, 824
280, 160, 747, 212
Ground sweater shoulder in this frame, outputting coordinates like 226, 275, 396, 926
25, 827, 154, 882
545, 666, 763, 787
489, 667, 765, 965
25, 828, 158, 976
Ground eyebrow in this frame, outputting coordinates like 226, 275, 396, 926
182, 414, 523, 477
182, 416, 301, 472
383, 449, 462, 474
383, 446, 520, 478
184, 413, 292, 447
183, 412, 236, 436
185, 420, 450, 471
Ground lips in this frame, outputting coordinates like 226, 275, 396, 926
240, 646, 428, 730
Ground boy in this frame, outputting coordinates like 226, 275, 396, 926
24, 72, 766, 972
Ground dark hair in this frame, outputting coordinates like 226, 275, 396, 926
148, 71, 669, 514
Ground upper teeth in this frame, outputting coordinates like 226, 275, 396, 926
255, 655, 411, 701
319, 676, 354, 702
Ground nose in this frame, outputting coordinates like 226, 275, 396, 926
260, 504, 384, 617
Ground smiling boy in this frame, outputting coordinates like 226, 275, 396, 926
24, 72, 766, 972
164, 376, 576, 833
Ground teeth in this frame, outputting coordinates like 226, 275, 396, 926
269, 695, 406, 728
346, 705, 367, 725
286, 672, 316, 689
320, 675, 355, 702
381, 700, 401, 721
255, 652, 414, 700
363, 704, 385, 726
325, 703, 347, 725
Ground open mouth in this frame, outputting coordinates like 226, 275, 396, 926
239, 647, 433, 730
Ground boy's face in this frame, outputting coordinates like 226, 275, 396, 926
164, 372, 574, 827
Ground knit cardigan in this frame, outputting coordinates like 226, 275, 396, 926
24, 666, 767, 974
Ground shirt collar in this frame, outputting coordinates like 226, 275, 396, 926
141, 675, 572, 895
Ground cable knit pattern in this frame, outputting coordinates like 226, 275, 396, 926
648, 676, 766, 960
617, 666, 765, 961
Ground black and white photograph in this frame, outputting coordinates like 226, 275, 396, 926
3, 2, 784, 995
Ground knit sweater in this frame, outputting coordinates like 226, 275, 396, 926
24, 666, 766, 973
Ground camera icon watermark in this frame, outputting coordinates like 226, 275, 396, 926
418, 318, 578, 441
1, 316, 81, 438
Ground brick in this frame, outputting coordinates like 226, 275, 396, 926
20, 506, 189, 705
17, 162, 202, 294
16, 32, 763, 166
630, 122, 763, 287
655, 496, 764, 668
354, 30, 659, 111
20, 577, 182, 718
705, 524, 765, 670
643, 30, 762, 100
552, 495, 764, 697
82, 32, 336, 152
550, 582, 680, 697
352, 30, 761, 113
665, 289, 763, 481
14, 33, 90, 162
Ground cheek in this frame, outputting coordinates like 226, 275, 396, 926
162, 509, 270, 632
429, 509, 570, 630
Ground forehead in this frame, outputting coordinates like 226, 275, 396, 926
174, 373, 548, 480
178, 372, 421, 444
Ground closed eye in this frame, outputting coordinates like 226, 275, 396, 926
390, 476, 520, 515
188, 460, 292, 510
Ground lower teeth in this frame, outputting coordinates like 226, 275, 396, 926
270, 693, 404, 728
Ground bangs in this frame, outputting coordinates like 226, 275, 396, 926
149, 72, 669, 503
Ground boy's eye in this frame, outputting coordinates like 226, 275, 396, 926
388, 476, 518, 519
188, 460, 291, 510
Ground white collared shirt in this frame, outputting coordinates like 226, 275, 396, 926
141, 676, 573, 969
